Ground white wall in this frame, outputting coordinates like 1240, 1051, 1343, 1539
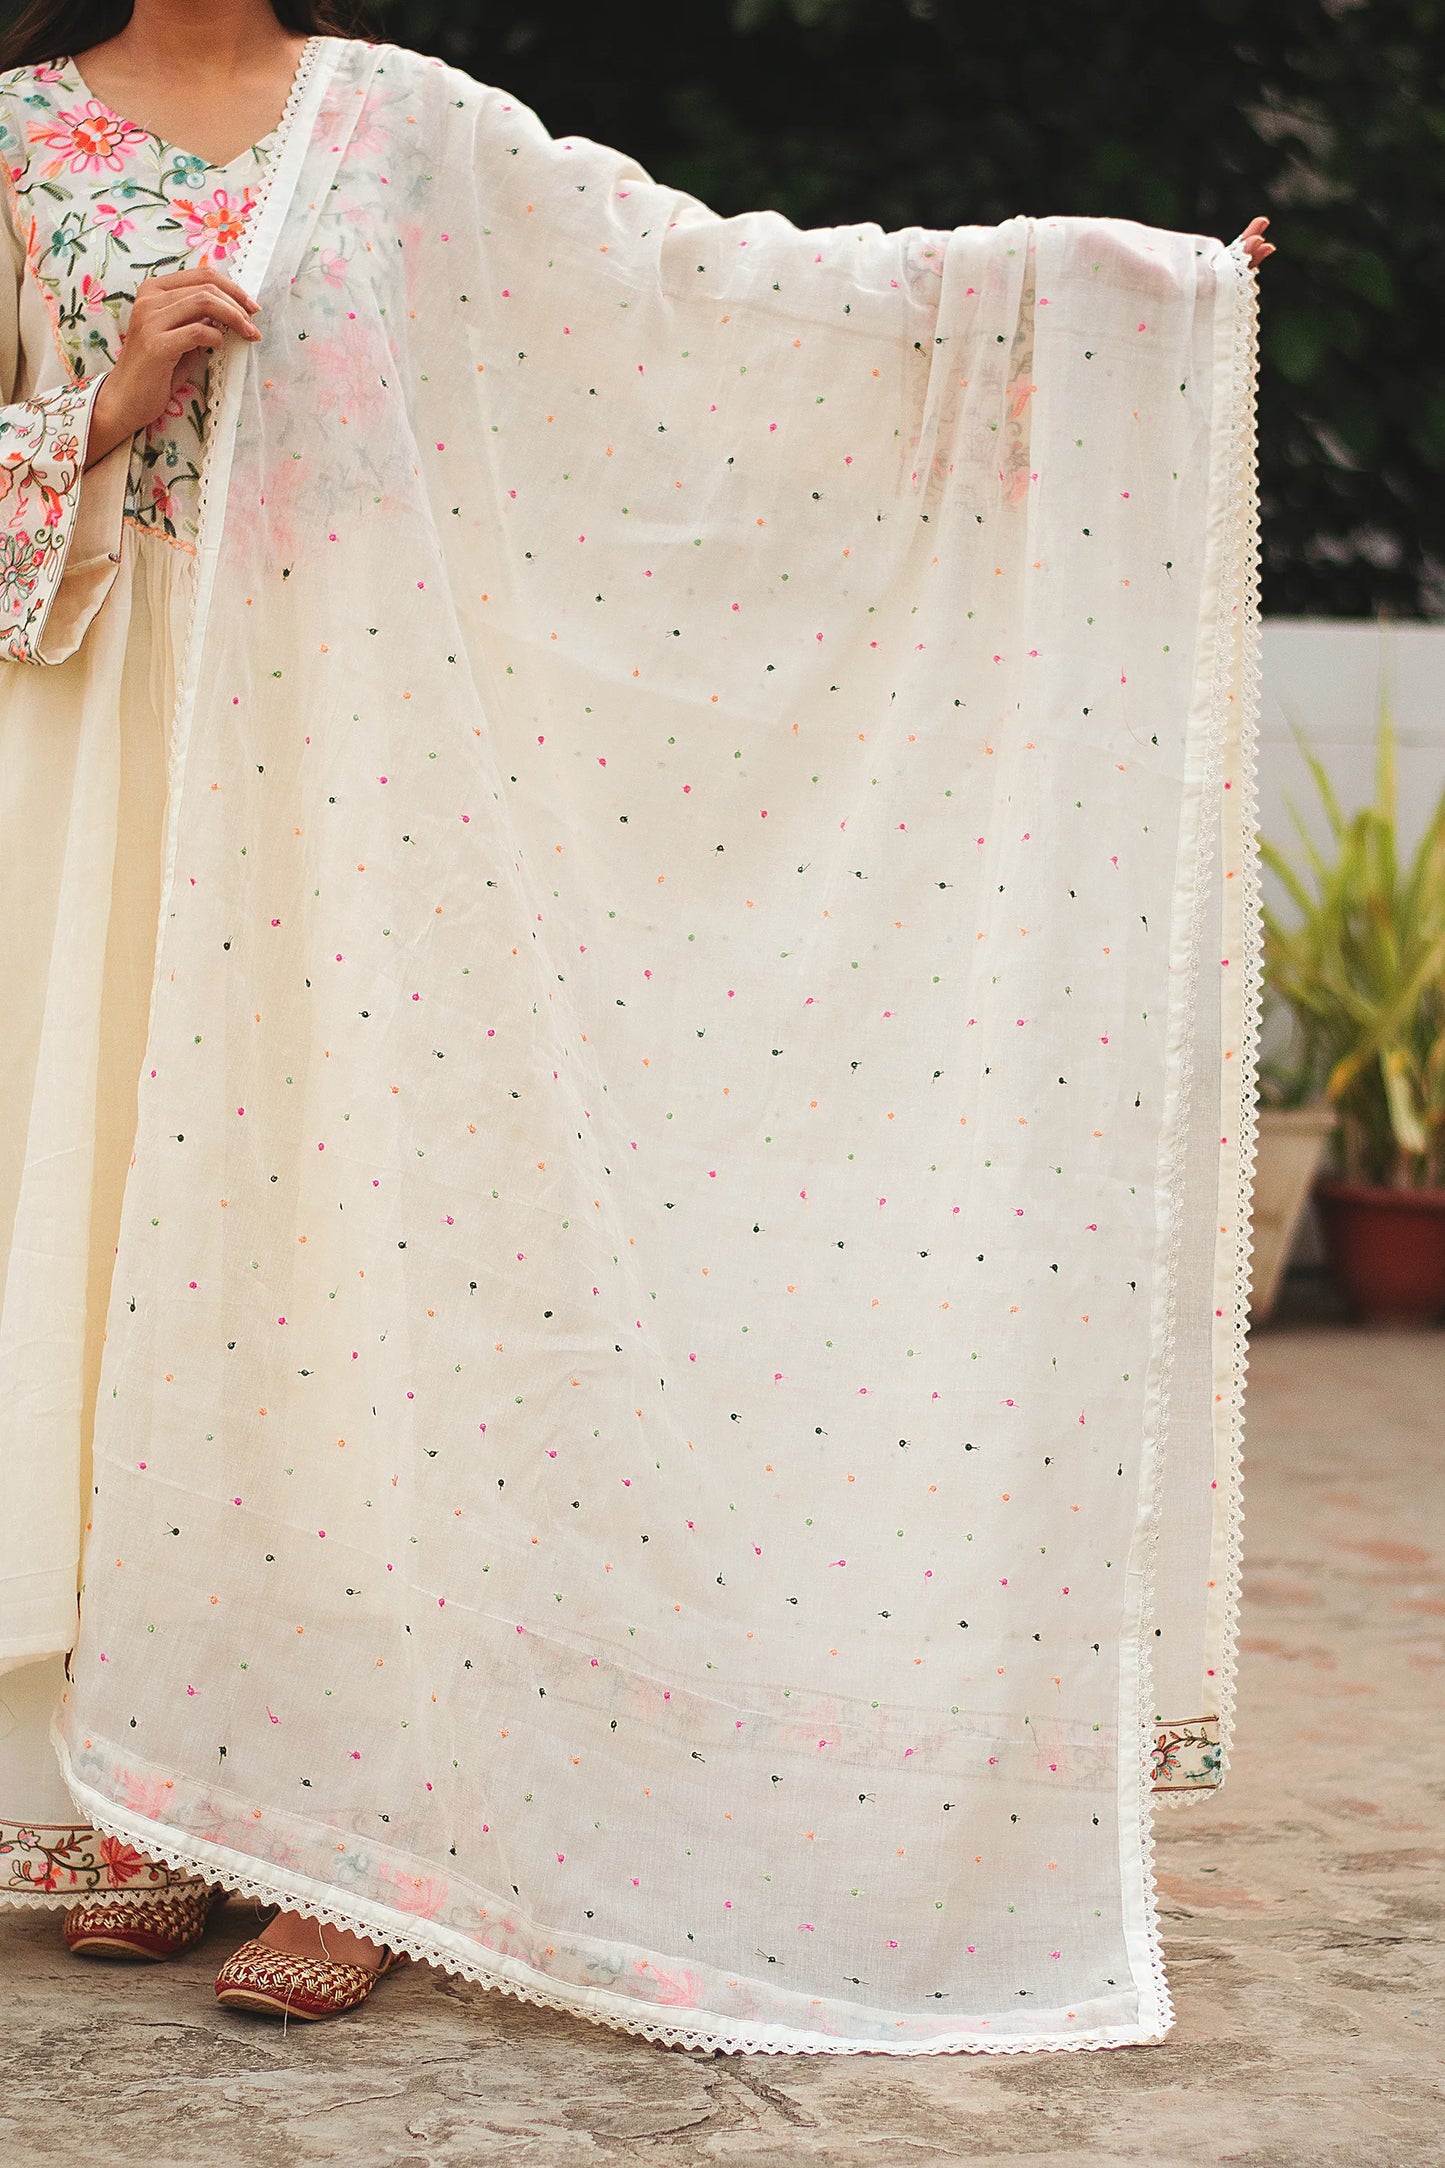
1259, 618, 1445, 872
1257, 618, 1445, 1270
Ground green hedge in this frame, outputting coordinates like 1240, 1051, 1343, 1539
379, 0, 1442, 618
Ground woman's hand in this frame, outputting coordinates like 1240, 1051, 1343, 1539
85, 265, 261, 468
1238, 216, 1276, 269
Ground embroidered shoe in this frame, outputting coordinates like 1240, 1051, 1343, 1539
63, 1880, 227, 1962
214, 1936, 397, 2021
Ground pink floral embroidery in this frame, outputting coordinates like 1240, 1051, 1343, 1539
374, 1863, 449, 1917
0, 1819, 182, 1896
144, 380, 198, 437
28, 101, 147, 179
115, 1764, 184, 1823
632, 1958, 701, 2009
170, 185, 256, 263
0, 511, 58, 620
97, 1835, 152, 1885
93, 200, 136, 241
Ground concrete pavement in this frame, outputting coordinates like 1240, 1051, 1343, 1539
2, 1323, 1440, 2167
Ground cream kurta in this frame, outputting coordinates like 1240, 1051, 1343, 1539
0, 57, 274, 1901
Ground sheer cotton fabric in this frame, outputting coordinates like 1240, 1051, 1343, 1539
50, 37, 1260, 2051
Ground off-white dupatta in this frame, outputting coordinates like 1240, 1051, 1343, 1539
55, 36, 1261, 2053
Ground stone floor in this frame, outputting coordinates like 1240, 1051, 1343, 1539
2, 1322, 1441, 2168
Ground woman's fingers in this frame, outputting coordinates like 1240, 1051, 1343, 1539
139, 280, 255, 322
141, 289, 261, 341
89, 264, 264, 458
142, 264, 259, 313
1234, 216, 1277, 266
161, 323, 227, 357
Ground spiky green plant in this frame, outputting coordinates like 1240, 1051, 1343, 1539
1260, 704, 1445, 1189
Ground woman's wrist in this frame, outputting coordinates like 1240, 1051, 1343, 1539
84, 373, 139, 469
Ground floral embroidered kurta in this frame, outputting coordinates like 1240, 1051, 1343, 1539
0, 57, 273, 1902
2, 56, 277, 586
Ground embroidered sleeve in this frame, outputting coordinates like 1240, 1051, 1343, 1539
0, 170, 129, 667
0, 378, 125, 663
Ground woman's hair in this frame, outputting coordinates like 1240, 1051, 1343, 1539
0, 2, 368, 74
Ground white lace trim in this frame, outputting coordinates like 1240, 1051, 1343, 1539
1214, 238, 1263, 1786
57, 1752, 1168, 2057
1154, 242, 1260, 1810
1120, 240, 1249, 2024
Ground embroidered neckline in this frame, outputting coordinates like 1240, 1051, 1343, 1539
52, 37, 318, 176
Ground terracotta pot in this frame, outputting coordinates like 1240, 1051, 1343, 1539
1250, 1106, 1338, 1321
1314, 1176, 1445, 1326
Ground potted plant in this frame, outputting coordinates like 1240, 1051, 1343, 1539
1249, 1079, 1336, 1323
1260, 703, 1445, 1325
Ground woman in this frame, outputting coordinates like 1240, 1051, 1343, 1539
0, 0, 1274, 2042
